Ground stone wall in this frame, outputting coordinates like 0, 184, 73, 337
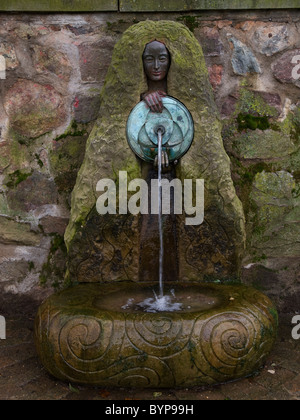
0, 9, 299, 311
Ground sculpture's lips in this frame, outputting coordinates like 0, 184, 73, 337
152, 72, 162, 77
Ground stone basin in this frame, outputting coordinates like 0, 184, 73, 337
35, 282, 278, 388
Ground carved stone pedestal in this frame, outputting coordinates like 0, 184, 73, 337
35, 282, 277, 387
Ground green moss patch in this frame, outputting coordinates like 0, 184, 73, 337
6, 169, 33, 189
40, 233, 67, 289
237, 113, 270, 131
50, 122, 89, 195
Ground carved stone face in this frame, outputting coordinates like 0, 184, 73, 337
143, 40, 170, 82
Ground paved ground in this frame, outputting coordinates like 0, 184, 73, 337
0, 291, 299, 400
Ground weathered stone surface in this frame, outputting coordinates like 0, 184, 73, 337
0, 260, 30, 284
229, 37, 262, 76
68, 209, 140, 283
50, 133, 88, 194
65, 21, 246, 283
0, 241, 50, 292
31, 45, 72, 82
195, 26, 224, 57
0, 42, 18, 69
7, 171, 58, 213
39, 216, 69, 236
221, 94, 239, 117
35, 282, 277, 387
258, 92, 282, 115
208, 64, 224, 90
0, 140, 31, 175
4, 80, 66, 138
73, 94, 101, 123
0, 216, 41, 246
242, 257, 300, 313
249, 171, 300, 258
233, 130, 296, 160
78, 38, 115, 83
253, 24, 293, 57
221, 90, 282, 119
0, 194, 9, 214
272, 49, 300, 87
237, 89, 280, 118
14, 22, 51, 39
0, 143, 11, 172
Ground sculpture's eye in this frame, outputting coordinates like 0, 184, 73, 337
159, 55, 168, 62
144, 56, 154, 63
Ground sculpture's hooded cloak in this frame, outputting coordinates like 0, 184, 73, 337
65, 21, 245, 283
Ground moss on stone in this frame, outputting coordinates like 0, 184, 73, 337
176, 16, 199, 32
0, 216, 41, 246
5, 129, 32, 169
237, 113, 270, 131
237, 89, 278, 119
248, 171, 300, 258
55, 120, 88, 142
40, 233, 67, 288
50, 125, 89, 195
0, 194, 9, 215
6, 169, 33, 189
233, 129, 296, 160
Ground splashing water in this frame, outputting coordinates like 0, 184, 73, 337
121, 289, 184, 313
137, 294, 183, 313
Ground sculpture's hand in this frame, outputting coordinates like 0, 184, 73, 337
154, 150, 169, 169
143, 91, 166, 113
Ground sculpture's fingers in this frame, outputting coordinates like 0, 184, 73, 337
145, 94, 156, 112
158, 91, 167, 97
146, 94, 159, 113
144, 96, 151, 109
146, 95, 155, 111
154, 92, 164, 113
161, 150, 165, 167
151, 93, 162, 113
164, 151, 169, 168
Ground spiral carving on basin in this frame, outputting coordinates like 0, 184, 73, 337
35, 283, 278, 387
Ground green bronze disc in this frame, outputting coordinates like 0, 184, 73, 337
126, 96, 194, 163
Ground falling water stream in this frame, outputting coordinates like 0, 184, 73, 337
157, 128, 164, 299
121, 128, 184, 313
